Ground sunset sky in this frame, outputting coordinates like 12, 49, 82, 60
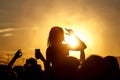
0, 0, 120, 65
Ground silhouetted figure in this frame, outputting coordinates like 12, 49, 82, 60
0, 49, 22, 80
78, 55, 112, 80
23, 58, 43, 80
45, 26, 87, 79
34, 48, 46, 70
34, 48, 47, 80
104, 56, 120, 80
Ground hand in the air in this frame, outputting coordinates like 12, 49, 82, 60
14, 49, 22, 59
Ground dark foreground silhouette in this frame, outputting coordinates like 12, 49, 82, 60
0, 50, 120, 80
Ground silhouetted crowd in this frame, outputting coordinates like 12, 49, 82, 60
0, 26, 120, 80
0, 51, 120, 80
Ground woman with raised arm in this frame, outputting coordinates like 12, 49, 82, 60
45, 26, 87, 72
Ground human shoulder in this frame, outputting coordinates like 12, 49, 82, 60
46, 46, 56, 53
46, 47, 52, 52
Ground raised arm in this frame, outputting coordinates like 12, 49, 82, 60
8, 49, 22, 68
34, 49, 48, 71
65, 28, 87, 63
80, 50, 85, 64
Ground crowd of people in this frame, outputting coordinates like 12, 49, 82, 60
0, 26, 120, 80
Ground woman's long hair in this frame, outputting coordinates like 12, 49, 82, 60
47, 26, 64, 47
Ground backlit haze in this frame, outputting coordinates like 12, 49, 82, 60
0, 0, 120, 68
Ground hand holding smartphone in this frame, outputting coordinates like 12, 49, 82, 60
35, 49, 46, 62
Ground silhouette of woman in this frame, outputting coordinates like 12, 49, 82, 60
45, 26, 87, 72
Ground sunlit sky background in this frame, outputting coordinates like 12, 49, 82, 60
0, 0, 120, 66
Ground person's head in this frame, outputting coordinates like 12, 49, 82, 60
104, 56, 119, 71
24, 58, 37, 70
79, 55, 111, 80
47, 26, 64, 47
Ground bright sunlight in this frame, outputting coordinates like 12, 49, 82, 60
64, 31, 88, 59
65, 35, 78, 47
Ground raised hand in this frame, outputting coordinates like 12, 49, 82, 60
65, 28, 74, 35
35, 49, 46, 62
14, 49, 22, 59
8, 49, 22, 67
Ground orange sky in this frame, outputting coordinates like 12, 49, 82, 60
0, 0, 120, 68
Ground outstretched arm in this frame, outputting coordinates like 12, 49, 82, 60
80, 50, 85, 64
8, 49, 22, 68
65, 28, 87, 50
35, 49, 48, 71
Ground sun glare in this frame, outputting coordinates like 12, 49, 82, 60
64, 30, 89, 59
65, 35, 78, 47
69, 50, 80, 59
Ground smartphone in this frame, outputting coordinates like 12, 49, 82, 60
35, 49, 45, 61
35, 49, 40, 54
